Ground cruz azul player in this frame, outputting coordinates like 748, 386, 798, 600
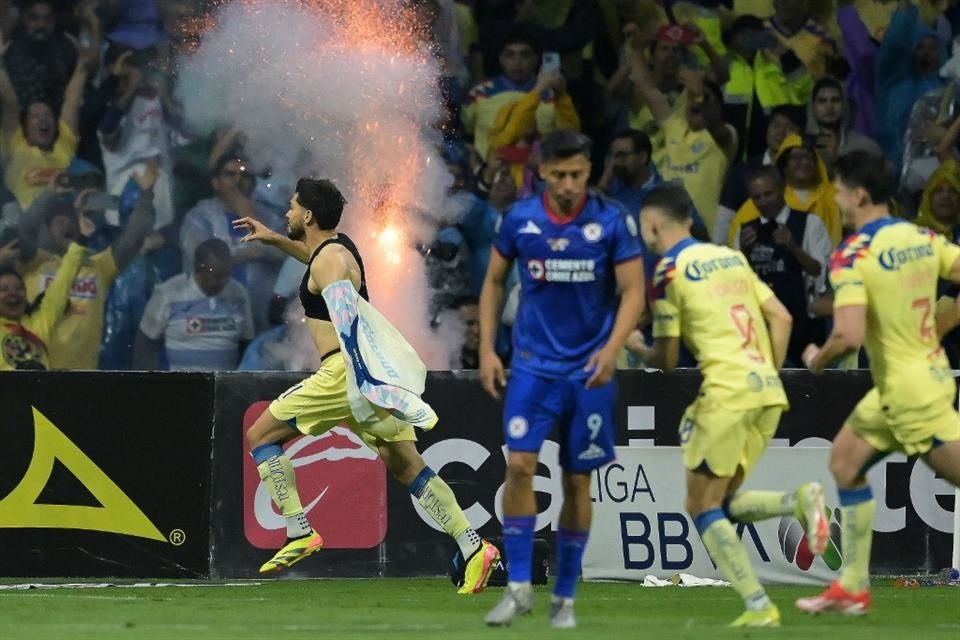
628, 183, 828, 628
479, 130, 645, 629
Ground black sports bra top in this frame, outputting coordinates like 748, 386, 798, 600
299, 233, 369, 321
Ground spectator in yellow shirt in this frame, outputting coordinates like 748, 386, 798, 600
462, 29, 556, 162
0, 240, 84, 370
0, 35, 94, 210
629, 24, 737, 242
16, 164, 157, 369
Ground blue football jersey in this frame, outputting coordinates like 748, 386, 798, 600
494, 191, 643, 379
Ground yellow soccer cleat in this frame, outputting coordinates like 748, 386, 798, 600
729, 605, 781, 628
458, 540, 501, 594
259, 530, 324, 574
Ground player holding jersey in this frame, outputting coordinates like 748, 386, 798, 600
798, 151, 960, 615
479, 130, 646, 629
628, 183, 828, 628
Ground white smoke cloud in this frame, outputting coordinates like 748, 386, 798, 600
176, 0, 463, 367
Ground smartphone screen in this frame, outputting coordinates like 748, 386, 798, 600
541, 52, 560, 74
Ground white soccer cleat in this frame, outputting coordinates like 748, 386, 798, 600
549, 596, 576, 629
485, 583, 533, 627
796, 482, 830, 556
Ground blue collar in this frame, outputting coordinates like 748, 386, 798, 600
663, 237, 698, 259
857, 216, 900, 236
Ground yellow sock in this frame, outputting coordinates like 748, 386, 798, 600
726, 491, 796, 522
257, 453, 310, 538
837, 487, 875, 592
411, 467, 480, 557
696, 509, 771, 611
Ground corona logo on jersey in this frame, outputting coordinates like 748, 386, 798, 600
0, 407, 165, 541
241, 401, 387, 549
877, 244, 935, 271
683, 254, 747, 282
778, 508, 843, 571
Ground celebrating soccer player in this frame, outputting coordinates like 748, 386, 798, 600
478, 130, 646, 629
798, 151, 960, 615
232, 178, 500, 592
628, 184, 828, 628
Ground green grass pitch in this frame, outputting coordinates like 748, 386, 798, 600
1, 579, 958, 639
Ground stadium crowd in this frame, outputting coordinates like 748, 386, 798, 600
3, 0, 960, 372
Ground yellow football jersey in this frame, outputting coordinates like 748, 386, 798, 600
830, 218, 960, 406
652, 238, 788, 409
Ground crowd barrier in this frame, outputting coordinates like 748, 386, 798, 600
0, 370, 954, 581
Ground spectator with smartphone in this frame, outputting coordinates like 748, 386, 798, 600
463, 28, 562, 163
717, 105, 807, 245
805, 77, 882, 175
732, 165, 831, 365
727, 133, 842, 246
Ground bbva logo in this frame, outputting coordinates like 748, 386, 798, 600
0, 407, 165, 541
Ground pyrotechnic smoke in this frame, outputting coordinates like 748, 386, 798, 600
176, 0, 462, 366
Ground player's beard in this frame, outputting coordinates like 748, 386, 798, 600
287, 221, 305, 241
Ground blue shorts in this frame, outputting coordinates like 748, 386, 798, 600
502, 368, 616, 473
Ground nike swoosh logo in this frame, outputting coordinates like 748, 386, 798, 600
303, 485, 329, 515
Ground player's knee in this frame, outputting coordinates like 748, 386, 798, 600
828, 449, 862, 488
505, 457, 536, 487
246, 410, 288, 450
561, 473, 591, 499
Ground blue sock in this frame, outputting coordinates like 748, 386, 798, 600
502, 515, 536, 584
409, 466, 436, 498
553, 528, 589, 599
251, 443, 283, 465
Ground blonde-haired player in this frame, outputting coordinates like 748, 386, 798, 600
628, 183, 828, 628
797, 151, 960, 615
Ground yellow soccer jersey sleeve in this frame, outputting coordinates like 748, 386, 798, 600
829, 219, 960, 402
652, 239, 787, 409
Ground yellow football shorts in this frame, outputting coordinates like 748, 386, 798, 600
678, 397, 783, 478
268, 352, 417, 450
847, 387, 960, 456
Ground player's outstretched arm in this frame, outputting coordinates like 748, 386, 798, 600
803, 305, 865, 373
760, 295, 793, 370
233, 217, 310, 263
479, 248, 511, 399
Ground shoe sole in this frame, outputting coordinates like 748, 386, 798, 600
795, 599, 869, 616
460, 545, 501, 594
802, 484, 829, 556
485, 607, 532, 627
